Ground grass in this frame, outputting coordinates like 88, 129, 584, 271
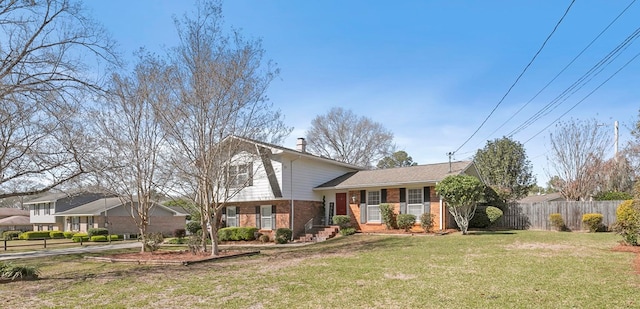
2, 230, 639, 308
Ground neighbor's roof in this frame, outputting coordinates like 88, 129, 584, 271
0, 215, 30, 226
518, 192, 564, 203
0, 208, 29, 218
315, 161, 476, 189
55, 197, 188, 216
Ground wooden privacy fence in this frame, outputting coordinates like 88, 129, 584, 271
495, 200, 624, 231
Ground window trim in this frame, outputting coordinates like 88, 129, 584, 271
367, 190, 381, 223
407, 188, 425, 222
260, 205, 273, 230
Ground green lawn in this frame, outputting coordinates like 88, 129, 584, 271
3, 231, 639, 308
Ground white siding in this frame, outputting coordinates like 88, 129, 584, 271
229, 152, 277, 202
282, 156, 357, 201
29, 203, 56, 224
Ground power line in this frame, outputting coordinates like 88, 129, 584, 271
452, 0, 576, 154
480, 0, 636, 143
523, 48, 640, 144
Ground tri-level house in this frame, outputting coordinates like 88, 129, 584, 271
223, 136, 481, 238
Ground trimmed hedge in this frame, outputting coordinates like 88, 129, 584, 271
2, 231, 22, 240
470, 206, 504, 228
49, 231, 65, 239
91, 235, 108, 242
218, 227, 259, 241
63, 231, 75, 239
87, 228, 109, 237
332, 215, 351, 229
19, 231, 51, 240
72, 232, 89, 242
397, 214, 416, 232
549, 213, 567, 231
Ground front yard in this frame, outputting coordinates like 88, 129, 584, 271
3, 231, 639, 308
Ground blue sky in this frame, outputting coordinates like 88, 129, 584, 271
85, 0, 640, 186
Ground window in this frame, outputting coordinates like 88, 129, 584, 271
72, 217, 80, 231
228, 163, 253, 187
87, 216, 94, 229
226, 206, 238, 227
48, 225, 53, 231
44, 203, 50, 215
36, 225, 42, 231
260, 205, 272, 230
367, 191, 381, 222
407, 188, 424, 220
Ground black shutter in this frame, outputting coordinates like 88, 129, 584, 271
381, 189, 387, 203
360, 190, 366, 202
424, 187, 431, 202
360, 190, 367, 223
399, 188, 406, 203
271, 205, 276, 230
255, 206, 261, 229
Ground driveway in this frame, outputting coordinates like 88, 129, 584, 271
0, 242, 141, 261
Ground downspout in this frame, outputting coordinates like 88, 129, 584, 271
290, 156, 300, 240
439, 197, 444, 230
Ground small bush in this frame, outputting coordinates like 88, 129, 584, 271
259, 234, 271, 243
90, 235, 108, 242
19, 231, 51, 240
63, 231, 75, 239
186, 221, 202, 234
218, 227, 259, 241
110, 235, 119, 241
582, 213, 604, 232
49, 231, 64, 239
397, 214, 416, 232
2, 231, 22, 240
0, 262, 40, 280
549, 213, 568, 231
173, 228, 186, 238
275, 228, 292, 244
420, 213, 436, 232
469, 208, 490, 228
339, 227, 356, 236
143, 233, 164, 252
594, 191, 633, 201
71, 233, 89, 243
218, 228, 232, 241
486, 206, 503, 225
332, 215, 351, 229
380, 203, 397, 229
613, 200, 640, 245
166, 237, 187, 244
87, 228, 109, 238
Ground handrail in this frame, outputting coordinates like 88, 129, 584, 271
304, 217, 314, 234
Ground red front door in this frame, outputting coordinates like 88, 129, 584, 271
336, 193, 347, 215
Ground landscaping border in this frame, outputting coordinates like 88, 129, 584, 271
83, 250, 260, 266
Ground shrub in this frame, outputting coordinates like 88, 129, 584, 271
275, 228, 292, 244
582, 213, 604, 232
2, 231, 22, 240
143, 233, 164, 252
420, 213, 436, 232
218, 227, 259, 241
380, 203, 397, 229
613, 200, 640, 245
339, 227, 356, 236
110, 235, 119, 241
186, 221, 202, 234
49, 231, 65, 239
486, 206, 503, 225
63, 231, 75, 239
549, 213, 568, 231
173, 228, 186, 239
166, 237, 187, 244
397, 214, 416, 232
469, 207, 490, 228
87, 228, 109, 237
259, 234, 271, 243
594, 191, 633, 201
332, 215, 351, 229
90, 235, 108, 242
71, 233, 89, 243
19, 231, 51, 240
0, 262, 40, 280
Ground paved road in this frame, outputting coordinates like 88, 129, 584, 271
0, 242, 141, 261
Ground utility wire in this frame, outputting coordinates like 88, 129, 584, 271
481, 0, 636, 142
523, 48, 640, 144
452, 0, 576, 154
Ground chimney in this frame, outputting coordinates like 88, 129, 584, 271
296, 137, 307, 153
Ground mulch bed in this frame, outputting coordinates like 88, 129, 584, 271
612, 244, 640, 274
84, 250, 259, 266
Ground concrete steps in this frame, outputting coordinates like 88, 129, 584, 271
296, 225, 339, 243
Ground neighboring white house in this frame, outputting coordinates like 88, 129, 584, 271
24, 192, 108, 231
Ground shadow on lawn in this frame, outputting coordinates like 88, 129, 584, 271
466, 230, 516, 235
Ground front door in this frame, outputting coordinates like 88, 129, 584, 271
336, 193, 347, 215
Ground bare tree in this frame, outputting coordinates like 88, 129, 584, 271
92, 53, 171, 252
548, 119, 611, 200
306, 107, 395, 168
0, 0, 119, 198
157, 0, 290, 256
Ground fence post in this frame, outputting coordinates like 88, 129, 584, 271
44, 238, 47, 249
3, 239, 6, 251
80, 237, 83, 246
